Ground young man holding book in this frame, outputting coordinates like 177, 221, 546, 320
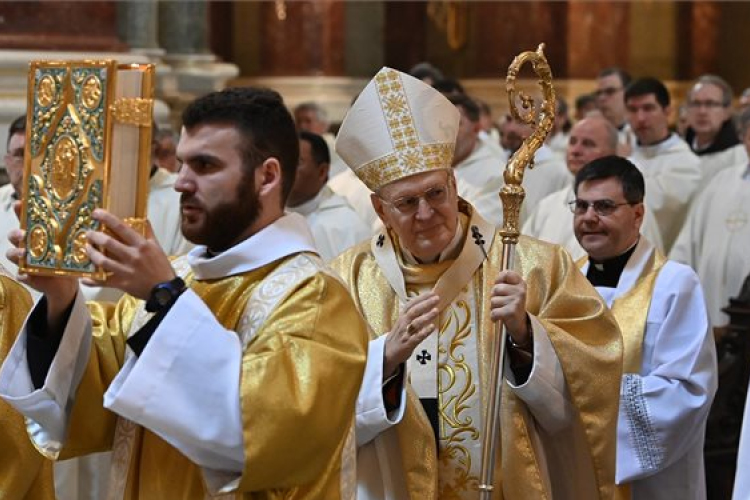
0, 88, 368, 499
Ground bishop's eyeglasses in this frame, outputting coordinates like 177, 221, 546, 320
379, 181, 452, 215
568, 199, 636, 216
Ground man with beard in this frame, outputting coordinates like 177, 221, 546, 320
332, 67, 622, 500
0, 88, 368, 498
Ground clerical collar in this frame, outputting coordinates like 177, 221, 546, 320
586, 239, 639, 288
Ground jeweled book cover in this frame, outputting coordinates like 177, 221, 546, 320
20, 60, 154, 279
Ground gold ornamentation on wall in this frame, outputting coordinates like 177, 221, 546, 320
428, 1, 469, 51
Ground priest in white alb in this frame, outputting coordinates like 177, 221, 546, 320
574, 155, 717, 500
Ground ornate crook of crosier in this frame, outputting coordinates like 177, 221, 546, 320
499, 43, 556, 242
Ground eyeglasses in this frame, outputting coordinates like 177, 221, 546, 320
379, 183, 451, 215
595, 87, 623, 98
568, 199, 636, 216
687, 100, 726, 110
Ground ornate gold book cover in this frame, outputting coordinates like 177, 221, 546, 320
19, 60, 155, 279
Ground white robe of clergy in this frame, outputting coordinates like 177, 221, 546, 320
0, 183, 19, 277
581, 238, 717, 500
287, 185, 371, 261
519, 144, 572, 224
328, 168, 381, 231
618, 124, 637, 152
628, 133, 701, 252
0, 213, 365, 498
546, 131, 569, 159
669, 162, 750, 329
733, 385, 750, 500
523, 185, 664, 261
695, 143, 747, 188
453, 136, 507, 227
81, 168, 192, 303
323, 132, 348, 178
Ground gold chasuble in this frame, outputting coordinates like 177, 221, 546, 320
51, 253, 366, 499
331, 202, 623, 500
0, 272, 55, 500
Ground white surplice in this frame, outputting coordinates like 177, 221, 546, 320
628, 133, 701, 252
520, 144, 573, 224
524, 184, 664, 261
0, 213, 318, 491
581, 238, 718, 500
287, 185, 371, 261
453, 136, 508, 227
669, 162, 750, 329
328, 168, 380, 231
696, 143, 747, 188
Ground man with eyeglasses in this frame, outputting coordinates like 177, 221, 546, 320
574, 155, 717, 500
684, 75, 747, 184
625, 77, 701, 253
596, 67, 636, 152
524, 115, 663, 260
332, 67, 623, 500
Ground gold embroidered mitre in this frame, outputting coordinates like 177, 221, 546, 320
335, 67, 460, 192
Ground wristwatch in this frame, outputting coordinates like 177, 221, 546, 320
145, 276, 186, 313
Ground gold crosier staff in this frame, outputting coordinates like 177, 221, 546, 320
478, 43, 556, 499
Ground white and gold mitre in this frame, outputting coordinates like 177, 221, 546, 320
335, 67, 460, 192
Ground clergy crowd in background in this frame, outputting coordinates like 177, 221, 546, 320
0, 58, 748, 500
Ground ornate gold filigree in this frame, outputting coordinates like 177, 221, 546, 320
37, 75, 57, 108
51, 136, 79, 200
71, 231, 88, 264
355, 67, 454, 191
500, 43, 556, 244
28, 226, 48, 260
438, 300, 481, 497
110, 98, 153, 127
81, 75, 103, 109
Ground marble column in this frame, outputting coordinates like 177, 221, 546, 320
158, 1, 210, 59
117, 0, 162, 57
154, 0, 238, 128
